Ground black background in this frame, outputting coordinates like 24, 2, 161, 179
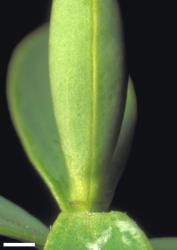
0, 0, 176, 246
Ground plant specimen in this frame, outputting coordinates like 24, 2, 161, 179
0, 0, 176, 249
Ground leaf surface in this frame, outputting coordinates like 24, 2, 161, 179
151, 237, 177, 250
7, 24, 137, 212
106, 79, 137, 205
49, 0, 129, 211
7, 25, 70, 210
45, 211, 152, 250
0, 196, 49, 249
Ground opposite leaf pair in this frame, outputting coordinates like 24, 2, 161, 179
0, 0, 176, 249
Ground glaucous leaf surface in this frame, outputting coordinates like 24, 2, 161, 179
45, 211, 152, 250
0, 196, 49, 249
151, 237, 177, 250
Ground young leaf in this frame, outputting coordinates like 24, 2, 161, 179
50, 0, 128, 211
7, 25, 71, 211
0, 196, 49, 249
151, 237, 177, 250
7, 23, 137, 212
45, 211, 152, 250
106, 79, 137, 206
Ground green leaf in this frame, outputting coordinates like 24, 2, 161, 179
7, 23, 137, 212
106, 79, 137, 207
49, 0, 129, 211
7, 25, 71, 211
0, 196, 49, 249
45, 211, 152, 250
151, 237, 177, 250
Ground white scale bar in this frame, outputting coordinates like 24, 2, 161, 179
3, 243, 35, 247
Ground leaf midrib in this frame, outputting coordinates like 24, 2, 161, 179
88, 0, 98, 210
